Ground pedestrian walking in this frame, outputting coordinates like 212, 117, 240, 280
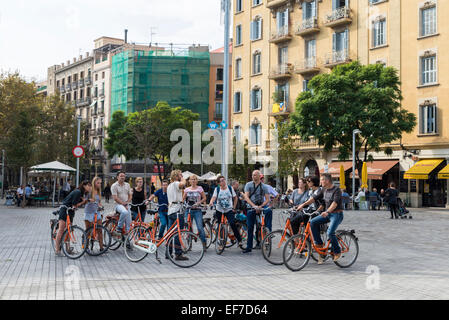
384, 182, 400, 219
103, 183, 111, 203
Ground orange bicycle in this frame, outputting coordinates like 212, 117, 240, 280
184, 203, 213, 249
50, 206, 87, 259
123, 207, 204, 268
214, 208, 247, 255
282, 211, 359, 271
84, 208, 112, 256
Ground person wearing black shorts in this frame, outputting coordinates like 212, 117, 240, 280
55, 181, 91, 256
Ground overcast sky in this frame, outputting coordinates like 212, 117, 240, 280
0, 0, 229, 82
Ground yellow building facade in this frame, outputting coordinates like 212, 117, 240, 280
232, 0, 449, 207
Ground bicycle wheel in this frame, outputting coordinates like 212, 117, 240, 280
61, 226, 87, 260
215, 223, 228, 255
333, 231, 359, 268
104, 219, 121, 250
262, 230, 291, 265
124, 226, 151, 262
225, 224, 237, 248
85, 225, 112, 256
203, 221, 213, 249
167, 230, 204, 268
50, 219, 59, 251
211, 219, 219, 244
238, 222, 247, 248
282, 233, 311, 272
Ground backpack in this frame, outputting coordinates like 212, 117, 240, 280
214, 185, 234, 206
247, 182, 265, 207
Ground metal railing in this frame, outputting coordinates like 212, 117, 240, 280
270, 64, 292, 78
99, 89, 105, 97
324, 50, 350, 65
85, 77, 92, 86
66, 83, 72, 91
79, 79, 85, 87
295, 57, 318, 71
270, 25, 291, 41
325, 6, 351, 25
72, 82, 78, 89
59, 86, 65, 93
296, 17, 319, 34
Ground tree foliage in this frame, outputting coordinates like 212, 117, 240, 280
289, 61, 416, 175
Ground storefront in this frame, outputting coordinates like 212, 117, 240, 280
404, 159, 447, 208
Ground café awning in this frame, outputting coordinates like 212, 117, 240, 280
350, 160, 399, 180
404, 159, 445, 180
320, 162, 353, 178
438, 164, 449, 179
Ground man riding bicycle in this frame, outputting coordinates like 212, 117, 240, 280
242, 170, 272, 254
209, 175, 243, 250
111, 171, 132, 237
297, 173, 344, 263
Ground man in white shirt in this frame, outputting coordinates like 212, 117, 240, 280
16, 185, 24, 207
111, 171, 132, 235
166, 170, 188, 261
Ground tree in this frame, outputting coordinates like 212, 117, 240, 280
289, 61, 416, 178
272, 121, 302, 182
105, 111, 137, 161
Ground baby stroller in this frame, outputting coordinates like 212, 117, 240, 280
397, 198, 412, 219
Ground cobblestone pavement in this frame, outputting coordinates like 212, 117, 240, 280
0, 203, 448, 300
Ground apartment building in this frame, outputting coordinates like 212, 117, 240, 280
209, 45, 233, 125
232, 0, 448, 207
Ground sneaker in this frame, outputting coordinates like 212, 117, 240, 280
238, 241, 244, 249
55, 251, 64, 257
202, 242, 207, 252
317, 255, 324, 265
333, 253, 342, 262
254, 243, 261, 250
112, 229, 122, 238
175, 254, 189, 261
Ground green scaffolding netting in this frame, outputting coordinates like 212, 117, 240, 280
111, 49, 210, 127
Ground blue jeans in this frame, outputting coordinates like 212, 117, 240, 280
158, 210, 169, 239
216, 211, 242, 243
115, 205, 132, 233
186, 209, 206, 243
167, 212, 185, 256
246, 206, 273, 250
131, 210, 146, 222
310, 212, 344, 254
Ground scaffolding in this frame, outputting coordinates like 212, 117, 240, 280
111, 47, 210, 127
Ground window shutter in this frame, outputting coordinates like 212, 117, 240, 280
332, 33, 336, 52
259, 19, 263, 39
250, 21, 254, 40
419, 106, 424, 134
250, 125, 255, 144
434, 105, 438, 133
257, 125, 262, 145
250, 90, 254, 110
344, 29, 349, 51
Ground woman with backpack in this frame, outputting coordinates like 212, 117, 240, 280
385, 182, 400, 219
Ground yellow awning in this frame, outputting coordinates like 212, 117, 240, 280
438, 164, 449, 179
404, 159, 445, 180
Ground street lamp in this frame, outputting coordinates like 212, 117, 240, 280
352, 129, 361, 210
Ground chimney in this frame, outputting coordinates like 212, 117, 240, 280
73, 57, 77, 63
67, 60, 70, 65
79, 55, 83, 60
86, 52, 90, 58
124, 29, 128, 44
61, 63, 65, 67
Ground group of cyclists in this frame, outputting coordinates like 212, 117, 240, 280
54, 168, 346, 264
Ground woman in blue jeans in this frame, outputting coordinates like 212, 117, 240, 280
297, 173, 344, 264
182, 175, 207, 250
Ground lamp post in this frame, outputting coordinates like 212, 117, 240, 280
221, 0, 230, 180
1, 149, 4, 199
76, 116, 82, 187
352, 129, 361, 210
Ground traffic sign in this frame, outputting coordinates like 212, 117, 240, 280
72, 146, 85, 158
208, 121, 218, 130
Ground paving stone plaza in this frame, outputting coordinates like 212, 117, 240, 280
1, 204, 448, 300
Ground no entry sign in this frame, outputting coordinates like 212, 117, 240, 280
72, 146, 85, 158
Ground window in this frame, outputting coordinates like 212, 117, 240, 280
253, 52, 261, 74
215, 102, 223, 119
236, 25, 242, 45
303, 0, 317, 19
235, 58, 242, 78
276, 83, 289, 106
333, 0, 348, 10
95, 74, 98, 81
276, 9, 289, 35
250, 124, 262, 145
236, 0, 243, 13
102, 72, 105, 79
234, 92, 242, 113
420, 104, 437, 134
420, 6, 437, 37
80, 89, 84, 99
253, 0, 261, 6
303, 79, 310, 92
333, 29, 349, 59
217, 68, 223, 81
250, 17, 262, 41
234, 126, 241, 143
216, 84, 224, 100
101, 101, 105, 113
251, 88, 262, 110
373, 19, 386, 47
370, 0, 382, 4
305, 39, 316, 59
278, 46, 288, 65
421, 55, 437, 85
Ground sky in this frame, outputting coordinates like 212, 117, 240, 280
0, 0, 229, 82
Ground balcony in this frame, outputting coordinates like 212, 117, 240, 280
72, 82, 78, 90
294, 57, 320, 75
269, 64, 293, 81
269, 25, 293, 44
85, 77, 92, 86
66, 83, 72, 91
324, 50, 352, 68
79, 79, 85, 88
92, 108, 98, 116
324, 7, 352, 28
59, 86, 66, 94
99, 89, 105, 97
97, 128, 104, 137
269, 103, 290, 117
266, 0, 290, 9
295, 17, 320, 37
292, 137, 320, 150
